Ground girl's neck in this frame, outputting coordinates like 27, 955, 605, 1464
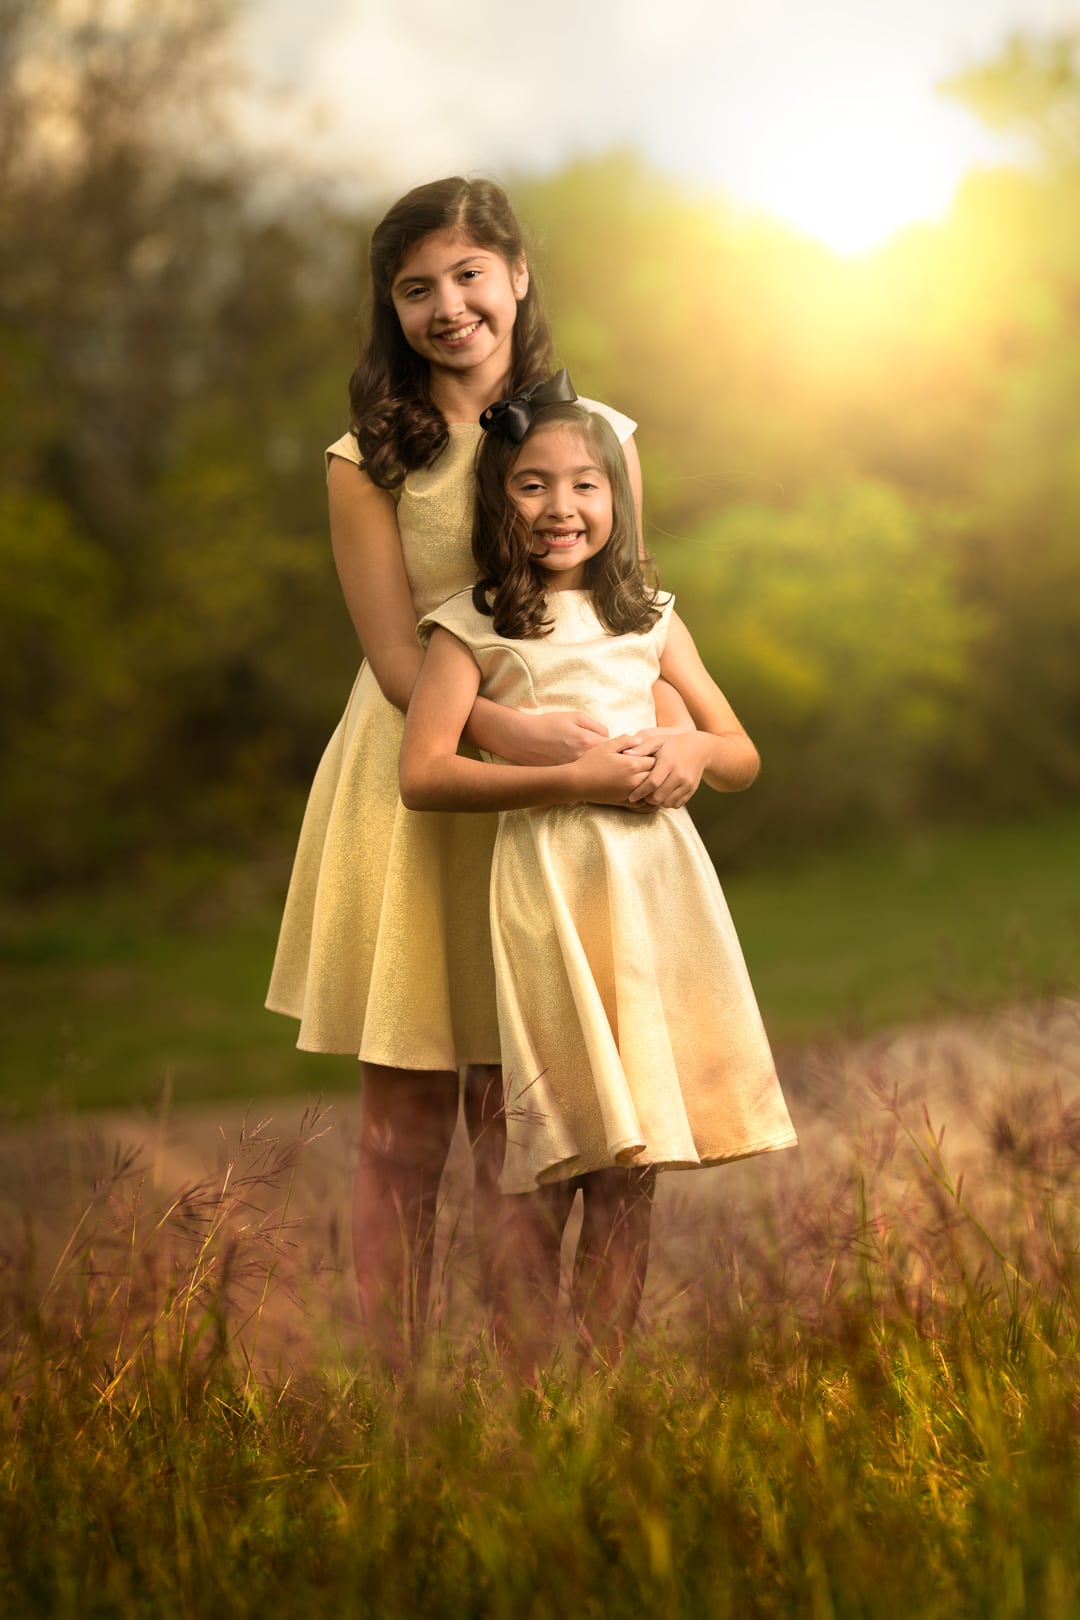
430, 361, 513, 425
540, 571, 590, 594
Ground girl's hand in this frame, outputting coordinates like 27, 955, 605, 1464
622, 728, 711, 808
567, 735, 657, 806
500, 708, 609, 766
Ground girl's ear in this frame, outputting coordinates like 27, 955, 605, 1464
513, 259, 529, 301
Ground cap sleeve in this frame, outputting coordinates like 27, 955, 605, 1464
576, 396, 637, 444
417, 588, 489, 652
324, 431, 404, 506
655, 592, 675, 654
325, 431, 361, 475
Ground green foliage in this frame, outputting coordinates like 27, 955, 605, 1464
942, 31, 1080, 163
656, 481, 985, 852
3, 10, 1080, 889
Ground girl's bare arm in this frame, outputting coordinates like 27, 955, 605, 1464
328, 458, 423, 711
625, 613, 760, 807
399, 629, 655, 812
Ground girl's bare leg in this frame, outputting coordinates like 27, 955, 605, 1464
353, 1062, 460, 1364
496, 1181, 577, 1379
463, 1067, 574, 1372
462, 1063, 506, 1302
572, 1166, 656, 1364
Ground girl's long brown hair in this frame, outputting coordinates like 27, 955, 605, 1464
472, 403, 663, 639
349, 178, 554, 489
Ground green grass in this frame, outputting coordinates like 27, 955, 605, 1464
0, 886, 351, 1114
726, 807, 1080, 1044
1, 809, 1077, 1115
6, 1352, 1077, 1619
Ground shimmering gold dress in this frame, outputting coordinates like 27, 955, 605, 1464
419, 588, 798, 1193
265, 405, 635, 1067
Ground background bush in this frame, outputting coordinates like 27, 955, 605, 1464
4, 4, 1079, 891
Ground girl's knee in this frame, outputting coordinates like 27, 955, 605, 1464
463, 1064, 506, 1142
581, 1164, 655, 1208
358, 1065, 459, 1167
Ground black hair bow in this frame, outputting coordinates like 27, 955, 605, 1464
479, 369, 578, 444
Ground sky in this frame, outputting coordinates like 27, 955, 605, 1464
233, 0, 1080, 252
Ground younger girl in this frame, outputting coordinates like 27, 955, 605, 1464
400, 397, 798, 1350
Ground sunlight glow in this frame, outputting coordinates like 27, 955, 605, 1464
723, 73, 995, 255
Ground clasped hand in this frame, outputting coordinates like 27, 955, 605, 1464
568, 734, 657, 806
620, 727, 710, 809
515, 712, 707, 811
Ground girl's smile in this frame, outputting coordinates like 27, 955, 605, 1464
507, 426, 614, 591
391, 228, 527, 378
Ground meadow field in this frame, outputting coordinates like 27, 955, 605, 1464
5, 9, 1080, 1610
3, 809, 1079, 1116
2, 817, 1079, 1617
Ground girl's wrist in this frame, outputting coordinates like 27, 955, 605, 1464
559, 757, 585, 802
702, 733, 760, 792
466, 696, 521, 756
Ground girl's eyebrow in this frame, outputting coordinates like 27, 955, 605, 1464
392, 254, 495, 290
510, 463, 604, 479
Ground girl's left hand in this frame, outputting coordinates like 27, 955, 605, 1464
621, 728, 711, 808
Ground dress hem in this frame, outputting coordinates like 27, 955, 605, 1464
264, 999, 501, 1069
503, 1129, 799, 1196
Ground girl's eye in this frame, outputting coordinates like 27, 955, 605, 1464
459, 268, 481, 282
401, 285, 427, 300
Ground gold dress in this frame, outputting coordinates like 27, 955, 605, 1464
265, 404, 636, 1067
419, 589, 798, 1193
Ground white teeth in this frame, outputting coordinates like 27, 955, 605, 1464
439, 321, 479, 342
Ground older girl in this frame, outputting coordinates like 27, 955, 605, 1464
266, 178, 673, 1357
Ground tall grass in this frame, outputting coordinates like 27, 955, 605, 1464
2, 1003, 1079, 1617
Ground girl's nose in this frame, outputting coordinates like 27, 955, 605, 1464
434, 279, 466, 321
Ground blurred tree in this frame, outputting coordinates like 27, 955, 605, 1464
3, 9, 1079, 895
938, 34, 1080, 806
943, 31, 1080, 164
0, 0, 359, 889
653, 483, 984, 859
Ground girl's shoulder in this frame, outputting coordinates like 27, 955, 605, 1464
642, 590, 676, 648
324, 431, 405, 504
576, 396, 636, 445
325, 431, 360, 472
417, 588, 495, 651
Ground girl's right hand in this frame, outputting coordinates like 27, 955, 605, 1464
567, 736, 656, 805
504, 709, 609, 766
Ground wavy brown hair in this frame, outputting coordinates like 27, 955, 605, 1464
348, 177, 554, 489
472, 402, 663, 640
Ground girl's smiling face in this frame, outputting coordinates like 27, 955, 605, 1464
391, 227, 527, 380
506, 426, 614, 591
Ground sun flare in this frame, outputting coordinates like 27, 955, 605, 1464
729, 74, 992, 255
